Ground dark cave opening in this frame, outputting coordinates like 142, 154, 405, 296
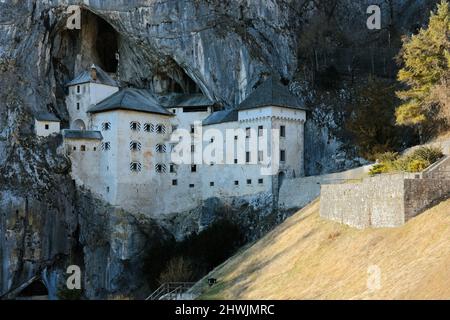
16, 280, 48, 298
95, 15, 118, 73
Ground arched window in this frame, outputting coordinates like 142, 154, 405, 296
143, 123, 154, 133
102, 142, 111, 151
156, 124, 166, 134
155, 164, 166, 173
130, 141, 142, 151
130, 121, 141, 131
72, 119, 86, 130
102, 122, 111, 131
130, 162, 142, 172
155, 144, 166, 153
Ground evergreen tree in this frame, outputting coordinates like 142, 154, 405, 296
396, 0, 450, 130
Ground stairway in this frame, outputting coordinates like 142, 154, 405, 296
145, 282, 196, 300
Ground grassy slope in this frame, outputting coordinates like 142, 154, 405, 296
198, 199, 450, 300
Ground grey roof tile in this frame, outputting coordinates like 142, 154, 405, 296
88, 88, 173, 116
66, 64, 118, 87
237, 76, 307, 111
35, 112, 60, 122
158, 93, 214, 108
63, 130, 103, 140
203, 109, 238, 126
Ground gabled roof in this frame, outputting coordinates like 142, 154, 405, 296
237, 76, 307, 111
66, 64, 118, 87
158, 93, 214, 109
63, 130, 103, 140
35, 112, 60, 122
88, 88, 173, 116
203, 109, 238, 126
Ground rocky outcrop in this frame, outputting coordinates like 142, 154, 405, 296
0, 0, 440, 298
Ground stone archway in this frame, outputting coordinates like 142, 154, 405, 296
72, 119, 86, 130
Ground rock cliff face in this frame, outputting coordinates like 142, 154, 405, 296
0, 0, 439, 298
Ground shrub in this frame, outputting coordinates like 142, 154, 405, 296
407, 159, 430, 172
369, 163, 389, 176
57, 287, 83, 300
409, 146, 443, 164
370, 146, 443, 175
158, 256, 196, 284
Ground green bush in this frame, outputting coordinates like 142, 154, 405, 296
370, 146, 443, 175
369, 163, 389, 176
407, 159, 430, 172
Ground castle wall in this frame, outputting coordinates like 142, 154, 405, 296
319, 173, 450, 229
35, 120, 60, 137
278, 165, 372, 212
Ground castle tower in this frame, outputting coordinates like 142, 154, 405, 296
65, 64, 119, 130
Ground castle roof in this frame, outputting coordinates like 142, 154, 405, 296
35, 112, 60, 122
203, 109, 238, 126
158, 93, 214, 109
63, 130, 103, 140
66, 64, 118, 87
88, 88, 173, 116
237, 76, 307, 111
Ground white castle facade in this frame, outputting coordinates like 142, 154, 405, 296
40, 65, 307, 216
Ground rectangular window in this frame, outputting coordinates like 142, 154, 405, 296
234, 159, 238, 164
246, 152, 250, 163
106, 186, 110, 193
183, 106, 208, 113
73, 146, 76, 151
258, 178, 264, 184
172, 180, 178, 186
247, 179, 252, 185
189, 184, 195, 188
77, 102, 80, 110
190, 125, 195, 134
172, 109, 177, 114
258, 125, 263, 137
81, 145, 86, 151
45, 124, 49, 130
191, 165, 197, 172
77, 86, 80, 94
170, 164, 175, 173
210, 182, 214, 187
258, 151, 263, 162
234, 136, 238, 140
191, 144, 195, 153
246, 127, 251, 138
234, 180, 239, 186
280, 150, 286, 162
280, 125, 286, 137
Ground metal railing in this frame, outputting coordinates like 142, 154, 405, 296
145, 282, 196, 301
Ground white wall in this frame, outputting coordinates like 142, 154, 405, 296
35, 120, 60, 137
64, 99, 308, 218
65, 83, 118, 129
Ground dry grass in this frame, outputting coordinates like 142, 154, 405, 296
198, 199, 450, 300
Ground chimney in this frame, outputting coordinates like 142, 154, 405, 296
90, 64, 97, 81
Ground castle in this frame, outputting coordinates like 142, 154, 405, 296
37, 65, 307, 216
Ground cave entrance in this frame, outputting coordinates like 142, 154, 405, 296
94, 13, 118, 73
16, 280, 49, 300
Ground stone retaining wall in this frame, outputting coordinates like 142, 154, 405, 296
320, 174, 450, 229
